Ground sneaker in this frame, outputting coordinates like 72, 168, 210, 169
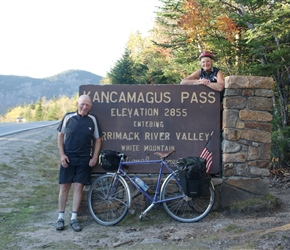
70, 219, 82, 232
56, 219, 64, 231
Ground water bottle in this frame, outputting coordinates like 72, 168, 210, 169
134, 176, 149, 191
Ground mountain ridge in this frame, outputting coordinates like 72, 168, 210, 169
0, 70, 103, 115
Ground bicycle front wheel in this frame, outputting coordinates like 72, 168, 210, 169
161, 171, 215, 223
88, 173, 130, 226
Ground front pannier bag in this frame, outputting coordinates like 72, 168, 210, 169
99, 150, 122, 171
176, 156, 211, 198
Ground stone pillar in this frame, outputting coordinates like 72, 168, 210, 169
220, 76, 275, 207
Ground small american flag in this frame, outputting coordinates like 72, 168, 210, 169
200, 136, 213, 173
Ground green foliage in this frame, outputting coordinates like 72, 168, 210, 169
35, 99, 43, 121
1, 95, 78, 122
106, 0, 290, 168
271, 126, 290, 168
108, 48, 138, 84
231, 1, 290, 129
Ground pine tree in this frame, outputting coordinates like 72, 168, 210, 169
108, 48, 137, 84
34, 99, 43, 121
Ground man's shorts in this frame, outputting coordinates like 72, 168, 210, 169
59, 156, 91, 185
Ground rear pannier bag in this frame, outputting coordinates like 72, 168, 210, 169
176, 156, 211, 198
99, 150, 121, 171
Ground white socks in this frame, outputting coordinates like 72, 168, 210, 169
58, 211, 64, 220
71, 211, 78, 221
57, 211, 78, 221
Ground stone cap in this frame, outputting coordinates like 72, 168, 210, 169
225, 76, 274, 89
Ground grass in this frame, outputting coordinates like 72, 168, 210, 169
0, 130, 60, 249
228, 193, 281, 214
224, 223, 245, 233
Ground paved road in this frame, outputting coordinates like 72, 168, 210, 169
0, 121, 60, 137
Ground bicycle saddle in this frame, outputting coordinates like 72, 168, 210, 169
154, 150, 175, 159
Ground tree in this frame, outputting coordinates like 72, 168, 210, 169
34, 99, 43, 121
240, 1, 290, 127
153, 0, 240, 77
151, 0, 290, 166
107, 48, 137, 84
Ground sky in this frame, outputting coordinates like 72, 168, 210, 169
0, 0, 160, 78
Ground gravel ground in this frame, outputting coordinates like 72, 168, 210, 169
1, 124, 290, 250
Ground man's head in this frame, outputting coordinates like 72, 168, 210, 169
77, 95, 92, 116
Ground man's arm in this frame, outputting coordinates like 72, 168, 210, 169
57, 132, 69, 168
89, 137, 102, 167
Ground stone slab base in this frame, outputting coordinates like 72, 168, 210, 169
219, 178, 269, 208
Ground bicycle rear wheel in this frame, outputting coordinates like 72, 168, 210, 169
161, 171, 215, 222
88, 173, 130, 226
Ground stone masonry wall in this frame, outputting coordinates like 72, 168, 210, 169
220, 76, 275, 207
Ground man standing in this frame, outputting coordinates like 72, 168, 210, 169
55, 94, 102, 232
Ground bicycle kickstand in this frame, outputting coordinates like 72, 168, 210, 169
139, 203, 155, 220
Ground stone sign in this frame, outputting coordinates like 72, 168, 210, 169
80, 84, 221, 174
